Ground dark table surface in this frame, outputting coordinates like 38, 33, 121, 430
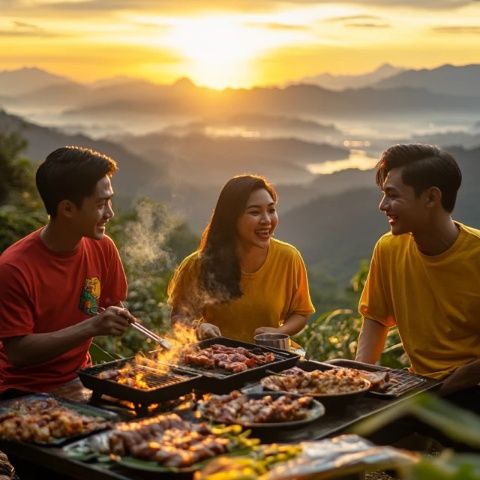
0, 368, 441, 480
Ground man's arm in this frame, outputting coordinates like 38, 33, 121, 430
2, 306, 134, 367
355, 317, 390, 364
440, 359, 480, 395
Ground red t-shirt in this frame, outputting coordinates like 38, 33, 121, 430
0, 229, 127, 393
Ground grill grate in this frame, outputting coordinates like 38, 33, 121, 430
381, 369, 426, 396
91, 363, 188, 390
78, 358, 201, 415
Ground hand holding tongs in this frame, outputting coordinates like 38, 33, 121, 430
96, 306, 171, 351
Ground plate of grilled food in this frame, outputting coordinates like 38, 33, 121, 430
0, 394, 117, 446
324, 359, 427, 397
197, 390, 325, 429
260, 366, 371, 406
64, 412, 258, 473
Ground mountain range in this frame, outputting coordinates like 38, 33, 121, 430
1, 64, 480, 294
1, 64, 480, 122
300, 63, 404, 90
0, 109, 163, 205
374, 64, 480, 97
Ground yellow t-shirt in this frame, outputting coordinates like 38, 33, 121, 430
359, 222, 480, 379
168, 238, 315, 342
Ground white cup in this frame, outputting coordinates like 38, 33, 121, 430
254, 333, 290, 351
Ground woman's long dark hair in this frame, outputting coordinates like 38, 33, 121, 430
199, 174, 277, 301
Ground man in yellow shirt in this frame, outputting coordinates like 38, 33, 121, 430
357, 144, 480, 399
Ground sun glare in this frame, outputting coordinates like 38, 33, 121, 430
166, 17, 280, 89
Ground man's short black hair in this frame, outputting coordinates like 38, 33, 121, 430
36, 146, 117, 217
376, 144, 462, 212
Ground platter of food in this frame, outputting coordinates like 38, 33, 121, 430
0, 394, 117, 446
64, 412, 258, 473
260, 365, 371, 406
197, 390, 325, 429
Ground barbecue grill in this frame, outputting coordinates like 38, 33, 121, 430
157, 336, 300, 394
78, 358, 201, 415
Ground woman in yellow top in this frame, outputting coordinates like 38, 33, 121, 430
167, 174, 315, 342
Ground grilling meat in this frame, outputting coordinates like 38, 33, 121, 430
181, 344, 275, 373
261, 367, 370, 395
356, 370, 398, 393
0, 397, 110, 443
106, 413, 231, 468
199, 390, 314, 424
97, 367, 154, 390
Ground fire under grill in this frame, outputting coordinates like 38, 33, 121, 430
78, 358, 201, 415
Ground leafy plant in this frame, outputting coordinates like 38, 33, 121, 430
295, 261, 407, 368
0, 131, 46, 252
354, 393, 480, 480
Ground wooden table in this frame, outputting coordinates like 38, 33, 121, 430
0, 374, 440, 480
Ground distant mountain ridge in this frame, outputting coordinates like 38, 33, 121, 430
300, 63, 404, 90
0, 67, 76, 96
374, 64, 480, 97
0, 109, 163, 203
2, 64, 480, 120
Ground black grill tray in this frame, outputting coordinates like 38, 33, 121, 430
163, 337, 300, 394
78, 358, 201, 407
324, 359, 427, 398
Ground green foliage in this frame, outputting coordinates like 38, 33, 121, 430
294, 308, 362, 361
0, 131, 45, 252
296, 260, 407, 368
407, 453, 480, 480
354, 393, 480, 480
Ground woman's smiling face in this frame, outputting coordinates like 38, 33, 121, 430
236, 188, 278, 249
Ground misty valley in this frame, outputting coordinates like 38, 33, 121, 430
1, 64, 480, 308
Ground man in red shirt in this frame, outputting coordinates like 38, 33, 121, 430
0, 146, 134, 395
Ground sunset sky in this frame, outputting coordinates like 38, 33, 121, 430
1, 0, 480, 89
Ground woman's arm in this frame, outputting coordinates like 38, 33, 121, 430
254, 313, 308, 337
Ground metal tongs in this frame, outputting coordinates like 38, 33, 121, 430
129, 322, 172, 351
96, 306, 172, 351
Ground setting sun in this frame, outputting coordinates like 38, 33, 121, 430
165, 17, 285, 88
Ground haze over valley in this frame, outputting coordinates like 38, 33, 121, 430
2, 61, 480, 298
